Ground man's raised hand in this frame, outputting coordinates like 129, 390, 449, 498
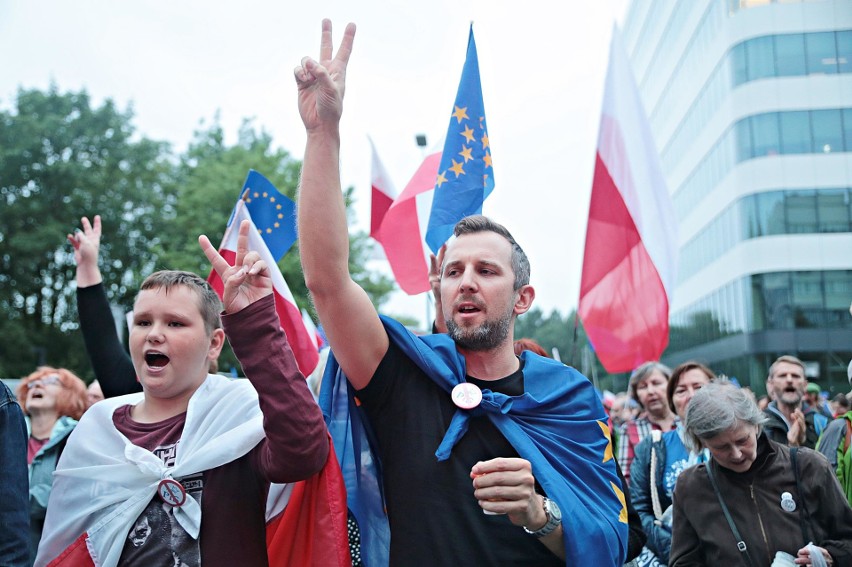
294, 19, 356, 132
199, 219, 272, 313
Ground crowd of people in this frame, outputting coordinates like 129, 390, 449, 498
2, 18, 851, 567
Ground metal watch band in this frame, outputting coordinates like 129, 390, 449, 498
522, 496, 561, 538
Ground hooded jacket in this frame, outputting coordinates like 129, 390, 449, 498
670, 433, 852, 566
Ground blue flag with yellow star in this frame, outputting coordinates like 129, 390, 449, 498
425, 25, 494, 253
236, 170, 298, 261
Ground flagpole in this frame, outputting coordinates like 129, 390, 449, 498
416, 132, 433, 333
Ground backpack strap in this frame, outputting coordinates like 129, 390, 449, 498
650, 430, 663, 520
706, 462, 756, 567
790, 447, 813, 546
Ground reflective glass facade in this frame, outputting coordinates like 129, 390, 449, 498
623, 0, 852, 390
671, 270, 852, 342
663, 31, 852, 174
673, 108, 852, 218
679, 188, 852, 283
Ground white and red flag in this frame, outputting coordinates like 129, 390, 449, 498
579, 26, 678, 373
209, 198, 320, 376
369, 145, 441, 295
370, 26, 494, 296
369, 137, 398, 240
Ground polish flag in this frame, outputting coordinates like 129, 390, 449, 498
579, 26, 678, 373
369, 137, 397, 240
208, 200, 320, 376
370, 146, 441, 295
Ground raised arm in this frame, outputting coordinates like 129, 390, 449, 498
68, 215, 139, 398
295, 19, 388, 390
201, 220, 328, 479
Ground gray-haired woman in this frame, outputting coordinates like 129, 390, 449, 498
670, 382, 852, 566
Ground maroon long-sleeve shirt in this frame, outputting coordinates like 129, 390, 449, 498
113, 294, 328, 566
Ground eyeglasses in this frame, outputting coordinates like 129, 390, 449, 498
26, 375, 62, 389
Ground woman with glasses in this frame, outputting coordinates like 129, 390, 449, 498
15, 366, 87, 564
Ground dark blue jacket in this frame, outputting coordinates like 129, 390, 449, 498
0, 381, 30, 567
630, 432, 671, 563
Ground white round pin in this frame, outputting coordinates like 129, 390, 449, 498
451, 382, 482, 409
780, 491, 796, 512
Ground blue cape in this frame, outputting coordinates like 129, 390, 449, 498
319, 316, 627, 566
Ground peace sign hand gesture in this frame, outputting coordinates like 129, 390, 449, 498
294, 19, 356, 133
199, 220, 272, 314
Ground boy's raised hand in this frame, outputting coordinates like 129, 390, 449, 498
199, 219, 272, 313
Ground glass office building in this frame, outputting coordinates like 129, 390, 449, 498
621, 0, 852, 392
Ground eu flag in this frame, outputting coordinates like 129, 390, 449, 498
425, 25, 494, 253
239, 170, 297, 261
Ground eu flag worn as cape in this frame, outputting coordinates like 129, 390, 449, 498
320, 316, 628, 566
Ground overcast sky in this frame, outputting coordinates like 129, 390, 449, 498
1, 0, 628, 327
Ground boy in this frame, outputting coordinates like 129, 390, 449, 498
36, 220, 339, 566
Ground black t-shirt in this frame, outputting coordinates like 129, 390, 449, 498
357, 340, 562, 566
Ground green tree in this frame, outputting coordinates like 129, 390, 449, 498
0, 86, 176, 378
152, 118, 395, 374
514, 307, 626, 392
158, 117, 393, 315
0, 87, 394, 380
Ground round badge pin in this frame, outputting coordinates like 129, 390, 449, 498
780, 491, 796, 512
451, 382, 482, 409
158, 478, 187, 507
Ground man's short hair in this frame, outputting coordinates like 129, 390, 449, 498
452, 215, 530, 290
767, 355, 805, 380
138, 270, 222, 335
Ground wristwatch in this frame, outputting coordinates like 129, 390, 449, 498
523, 496, 562, 538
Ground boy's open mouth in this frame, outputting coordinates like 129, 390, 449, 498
145, 352, 170, 368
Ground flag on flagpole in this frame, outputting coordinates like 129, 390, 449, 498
369, 137, 397, 240
371, 147, 441, 295
424, 25, 494, 253
370, 25, 494, 294
209, 199, 320, 377
239, 170, 298, 261
578, 26, 678, 373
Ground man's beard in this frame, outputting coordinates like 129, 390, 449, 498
777, 390, 803, 408
446, 308, 513, 352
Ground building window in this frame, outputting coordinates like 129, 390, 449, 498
806, 32, 840, 74
746, 36, 777, 80
774, 33, 808, 76
838, 31, 852, 73
817, 189, 851, 232
811, 109, 844, 153
751, 113, 781, 156
786, 190, 818, 234
824, 271, 852, 326
779, 111, 812, 154
791, 271, 825, 327
757, 191, 786, 236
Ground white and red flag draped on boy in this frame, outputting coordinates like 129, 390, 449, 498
579, 26, 678, 373
208, 196, 319, 376
370, 25, 494, 295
